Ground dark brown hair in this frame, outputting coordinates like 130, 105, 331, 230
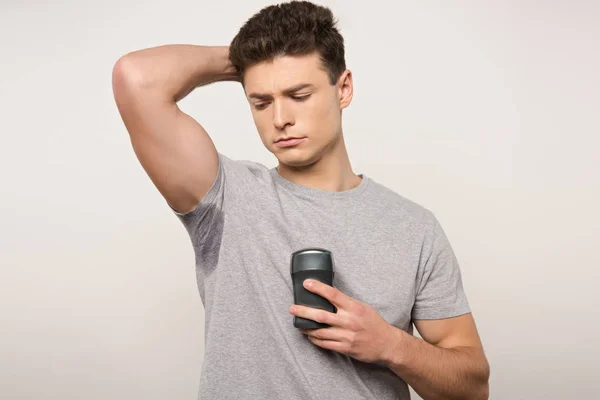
229, 1, 346, 85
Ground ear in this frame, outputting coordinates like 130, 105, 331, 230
337, 69, 353, 110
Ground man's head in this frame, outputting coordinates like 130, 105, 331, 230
229, 1, 353, 168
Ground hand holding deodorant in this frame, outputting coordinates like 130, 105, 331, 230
290, 248, 337, 329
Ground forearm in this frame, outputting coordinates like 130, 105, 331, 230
117, 44, 239, 102
384, 328, 490, 400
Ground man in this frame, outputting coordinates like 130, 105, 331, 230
112, 1, 490, 399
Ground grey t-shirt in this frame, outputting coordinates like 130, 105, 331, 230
172, 152, 471, 400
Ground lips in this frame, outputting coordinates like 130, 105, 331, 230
276, 137, 302, 143
275, 137, 306, 148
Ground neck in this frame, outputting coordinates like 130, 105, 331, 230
276, 133, 362, 192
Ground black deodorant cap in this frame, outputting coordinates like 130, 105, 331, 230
290, 248, 335, 275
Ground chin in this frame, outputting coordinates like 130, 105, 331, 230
274, 149, 319, 169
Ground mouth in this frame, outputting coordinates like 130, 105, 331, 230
276, 136, 302, 143
275, 137, 306, 148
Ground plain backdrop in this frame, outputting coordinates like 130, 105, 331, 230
1, 1, 599, 399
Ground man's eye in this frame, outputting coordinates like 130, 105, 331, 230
292, 95, 311, 101
254, 95, 310, 110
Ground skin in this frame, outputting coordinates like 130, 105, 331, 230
242, 51, 363, 193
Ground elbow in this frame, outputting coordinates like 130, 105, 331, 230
461, 353, 489, 400
461, 383, 489, 400
112, 56, 145, 92
474, 383, 489, 400
474, 358, 490, 400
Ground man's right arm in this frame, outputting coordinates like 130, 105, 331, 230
111, 45, 239, 214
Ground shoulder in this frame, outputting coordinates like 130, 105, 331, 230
366, 178, 436, 229
218, 153, 273, 183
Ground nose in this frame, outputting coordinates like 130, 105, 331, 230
273, 99, 294, 130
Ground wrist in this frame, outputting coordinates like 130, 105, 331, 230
382, 325, 409, 368
212, 46, 240, 82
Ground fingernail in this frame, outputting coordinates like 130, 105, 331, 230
304, 280, 312, 288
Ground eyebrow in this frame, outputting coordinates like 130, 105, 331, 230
247, 83, 315, 100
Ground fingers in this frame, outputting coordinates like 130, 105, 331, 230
302, 279, 352, 309
289, 304, 342, 327
298, 327, 347, 341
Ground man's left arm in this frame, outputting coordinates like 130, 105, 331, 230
384, 313, 490, 400
289, 280, 490, 400
290, 213, 489, 399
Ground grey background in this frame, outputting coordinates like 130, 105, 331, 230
1, 1, 599, 399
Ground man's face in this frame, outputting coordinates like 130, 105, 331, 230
243, 51, 352, 167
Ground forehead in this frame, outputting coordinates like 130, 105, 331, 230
243, 52, 329, 94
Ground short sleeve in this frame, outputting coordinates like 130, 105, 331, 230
169, 152, 228, 248
411, 214, 471, 320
